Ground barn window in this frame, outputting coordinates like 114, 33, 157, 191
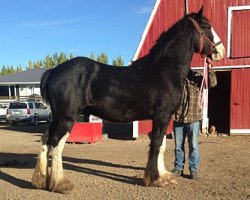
227, 6, 250, 58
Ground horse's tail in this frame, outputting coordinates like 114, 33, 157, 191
40, 68, 53, 104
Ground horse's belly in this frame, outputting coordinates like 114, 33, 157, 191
107, 106, 151, 122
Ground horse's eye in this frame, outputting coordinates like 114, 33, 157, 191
201, 20, 211, 29
201, 24, 211, 29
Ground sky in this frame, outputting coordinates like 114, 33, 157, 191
0, 0, 155, 69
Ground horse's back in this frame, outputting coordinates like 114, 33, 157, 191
44, 57, 98, 114
44, 57, 131, 117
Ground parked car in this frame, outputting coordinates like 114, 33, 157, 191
6, 101, 52, 125
0, 103, 8, 121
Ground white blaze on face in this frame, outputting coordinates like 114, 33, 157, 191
211, 27, 225, 61
157, 135, 167, 176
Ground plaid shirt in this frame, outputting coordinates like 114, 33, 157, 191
174, 67, 217, 123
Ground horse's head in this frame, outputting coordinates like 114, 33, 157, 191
190, 7, 225, 61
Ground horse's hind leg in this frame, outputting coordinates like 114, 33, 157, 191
144, 113, 177, 187
47, 118, 75, 193
32, 130, 50, 189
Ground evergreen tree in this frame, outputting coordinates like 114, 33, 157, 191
33, 61, 38, 68
0, 51, 124, 76
113, 55, 124, 67
16, 65, 23, 72
35, 60, 43, 68
90, 52, 95, 60
53, 52, 59, 67
1, 65, 7, 76
97, 52, 108, 64
45, 54, 53, 68
69, 53, 74, 60
11, 65, 15, 73
27, 60, 34, 70
58, 52, 67, 64
7, 65, 15, 74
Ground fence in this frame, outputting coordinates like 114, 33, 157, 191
0, 95, 43, 105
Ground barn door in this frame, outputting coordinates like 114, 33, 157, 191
230, 68, 250, 134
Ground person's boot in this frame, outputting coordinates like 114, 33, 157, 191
190, 171, 198, 180
172, 169, 183, 177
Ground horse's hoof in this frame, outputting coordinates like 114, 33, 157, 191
144, 172, 178, 187
49, 177, 74, 194
31, 171, 47, 189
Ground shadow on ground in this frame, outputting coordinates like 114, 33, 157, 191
0, 152, 144, 190
0, 122, 49, 134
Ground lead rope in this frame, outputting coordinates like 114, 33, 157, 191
198, 57, 210, 109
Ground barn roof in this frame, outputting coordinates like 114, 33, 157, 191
133, 0, 160, 61
0, 68, 48, 85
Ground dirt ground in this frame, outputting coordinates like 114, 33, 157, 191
0, 122, 249, 200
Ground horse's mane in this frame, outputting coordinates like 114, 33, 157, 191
131, 13, 197, 68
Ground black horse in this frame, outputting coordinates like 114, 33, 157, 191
32, 7, 225, 193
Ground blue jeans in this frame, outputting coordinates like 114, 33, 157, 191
173, 121, 200, 173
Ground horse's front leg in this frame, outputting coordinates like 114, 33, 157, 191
144, 113, 177, 186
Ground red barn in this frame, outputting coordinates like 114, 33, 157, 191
133, 0, 250, 135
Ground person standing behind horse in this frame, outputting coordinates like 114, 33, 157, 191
172, 58, 217, 180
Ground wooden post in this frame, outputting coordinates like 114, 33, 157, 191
184, 0, 189, 15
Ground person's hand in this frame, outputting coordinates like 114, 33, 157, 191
206, 58, 212, 68
206, 57, 212, 64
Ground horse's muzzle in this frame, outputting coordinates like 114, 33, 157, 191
212, 43, 225, 61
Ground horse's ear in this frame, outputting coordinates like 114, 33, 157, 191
197, 5, 204, 18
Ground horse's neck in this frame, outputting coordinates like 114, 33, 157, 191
154, 33, 194, 79
132, 25, 194, 79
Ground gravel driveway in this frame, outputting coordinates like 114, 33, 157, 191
0, 123, 249, 200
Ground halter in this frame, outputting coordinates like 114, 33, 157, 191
189, 17, 222, 55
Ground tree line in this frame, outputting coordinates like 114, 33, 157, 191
0, 51, 124, 76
